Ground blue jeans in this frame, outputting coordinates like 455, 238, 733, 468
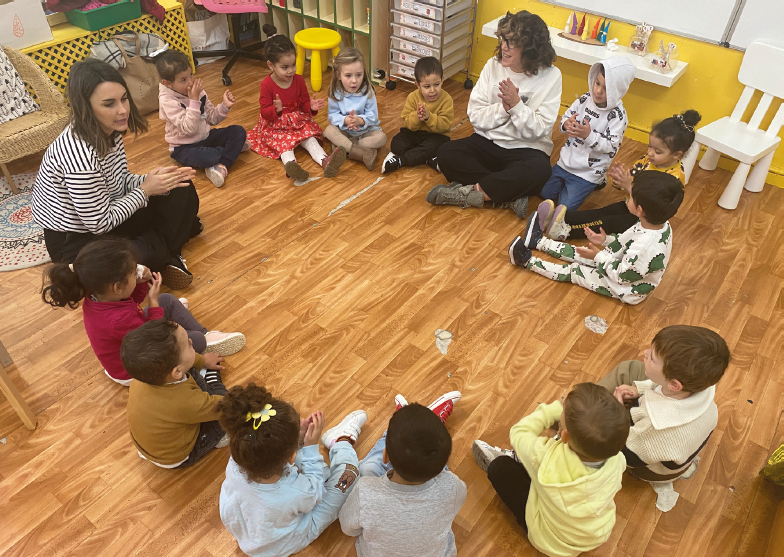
171, 126, 247, 169
359, 431, 392, 477
539, 164, 599, 211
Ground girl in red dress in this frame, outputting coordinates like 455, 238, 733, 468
247, 25, 347, 183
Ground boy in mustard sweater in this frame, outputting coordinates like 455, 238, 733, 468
121, 319, 229, 469
472, 383, 630, 557
382, 56, 454, 174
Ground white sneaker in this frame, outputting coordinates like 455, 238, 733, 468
547, 217, 571, 242
178, 297, 189, 310
472, 440, 516, 472
321, 410, 367, 449
427, 391, 462, 423
394, 394, 409, 411
205, 165, 227, 188
204, 331, 246, 356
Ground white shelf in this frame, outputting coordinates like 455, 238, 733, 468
481, 17, 688, 87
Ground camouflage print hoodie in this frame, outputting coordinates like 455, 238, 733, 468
594, 221, 673, 305
556, 56, 636, 184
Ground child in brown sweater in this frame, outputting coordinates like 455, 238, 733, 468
121, 319, 229, 468
382, 56, 454, 174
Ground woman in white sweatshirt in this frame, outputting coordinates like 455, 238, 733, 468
427, 11, 562, 218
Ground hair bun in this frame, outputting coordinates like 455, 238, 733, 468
262, 24, 277, 37
218, 383, 274, 436
681, 109, 702, 127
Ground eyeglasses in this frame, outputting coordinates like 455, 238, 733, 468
498, 35, 515, 48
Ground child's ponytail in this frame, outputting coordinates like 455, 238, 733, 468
262, 25, 296, 64
651, 109, 702, 155
217, 383, 300, 482
41, 238, 138, 308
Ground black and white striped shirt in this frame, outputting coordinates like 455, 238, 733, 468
32, 126, 148, 234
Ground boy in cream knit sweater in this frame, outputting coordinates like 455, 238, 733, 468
598, 325, 730, 509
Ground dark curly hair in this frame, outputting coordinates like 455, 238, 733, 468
494, 11, 556, 76
217, 383, 300, 482
262, 24, 296, 64
651, 109, 702, 154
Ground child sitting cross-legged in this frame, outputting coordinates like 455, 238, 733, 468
509, 170, 684, 305
382, 56, 454, 174
473, 383, 630, 557
156, 49, 248, 188
218, 383, 366, 557
121, 319, 230, 468
339, 391, 467, 557
598, 325, 730, 511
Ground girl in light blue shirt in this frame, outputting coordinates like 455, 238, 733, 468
217, 383, 367, 557
323, 48, 388, 170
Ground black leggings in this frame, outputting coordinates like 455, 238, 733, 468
563, 200, 637, 240
43, 182, 200, 271
487, 455, 531, 531
437, 133, 552, 203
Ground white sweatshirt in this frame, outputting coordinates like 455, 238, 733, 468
557, 57, 635, 183
467, 58, 562, 155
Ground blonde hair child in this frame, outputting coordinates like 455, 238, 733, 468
323, 48, 387, 170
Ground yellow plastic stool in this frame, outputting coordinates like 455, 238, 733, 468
294, 28, 341, 92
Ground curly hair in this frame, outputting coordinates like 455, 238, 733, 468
217, 383, 300, 482
651, 109, 702, 154
494, 11, 556, 76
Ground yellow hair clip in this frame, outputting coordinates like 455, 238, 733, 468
246, 404, 277, 430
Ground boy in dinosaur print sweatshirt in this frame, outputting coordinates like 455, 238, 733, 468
508, 171, 683, 305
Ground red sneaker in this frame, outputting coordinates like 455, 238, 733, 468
394, 394, 409, 411
427, 391, 462, 424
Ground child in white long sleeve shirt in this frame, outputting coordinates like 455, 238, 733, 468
540, 57, 636, 210
509, 170, 684, 304
218, 383, 366, 557
323, 48, 387, 170
155, 50, 247, 188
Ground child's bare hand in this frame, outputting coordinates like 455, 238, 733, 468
147, 272, 162, 306
576, 242, 602, 260
421, 104, 430, 121
223, 89, 236, 109
273, 94, 283, 114
608, 164, 633, 192
563, 113, 578, 133
137, 265, 152, 283
614, 385, 639, 406
584, 226, 607, 245
303, 410, 324, 446
202, 352, 225, 370
540, 426, 559, 438
310, 97, 326, 111
346, 109, 360, 130
188, 78, 203, 101
568, 117, 592, 139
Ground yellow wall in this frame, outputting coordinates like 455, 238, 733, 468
468, 0, 784, 187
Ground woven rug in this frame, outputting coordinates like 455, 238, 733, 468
0, 173, 50, 272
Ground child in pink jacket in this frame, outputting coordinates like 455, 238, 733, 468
155, 50, 248, 188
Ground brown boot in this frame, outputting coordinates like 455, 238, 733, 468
349, 144, 377, 170
322, 146, 347, 178
284, 160, 309, 182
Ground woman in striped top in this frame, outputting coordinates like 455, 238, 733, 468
32, 59, 200, 289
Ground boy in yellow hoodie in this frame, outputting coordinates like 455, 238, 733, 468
382, 56, 454, 174
472, 383, 630, 557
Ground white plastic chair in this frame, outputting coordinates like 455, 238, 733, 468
681, 41, 784, 210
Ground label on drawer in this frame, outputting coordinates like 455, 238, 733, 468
397, 39, 435, 57
399, 26, 435, 45
399, 13, 436, 32
400, 1, 437, 19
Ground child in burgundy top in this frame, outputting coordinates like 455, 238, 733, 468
247, 25, 346, 184
41, 238, 246, 385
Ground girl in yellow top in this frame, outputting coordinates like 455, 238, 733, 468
540, 110, 700, 241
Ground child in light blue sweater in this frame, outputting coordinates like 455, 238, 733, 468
217, 383, 367, 557
323, 47, 387, 170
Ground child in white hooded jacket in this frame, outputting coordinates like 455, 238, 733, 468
540, 57, 636, 211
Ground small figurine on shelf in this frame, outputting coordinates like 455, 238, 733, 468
629, 22, 654, 55
591, 18, 601, 39
598, 19, 610, 43
565, 12, 574, 33
570, 12, 579, 35
577, 13, 586, 36
651, 40, 679, 73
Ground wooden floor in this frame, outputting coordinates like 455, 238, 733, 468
1, 57, 783, 557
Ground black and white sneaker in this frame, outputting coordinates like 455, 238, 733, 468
523, 210, 543, 250
162, 256, 193, 289
425, 156, 439, 172
382, 152, 403, 174
508, 236, 532, 267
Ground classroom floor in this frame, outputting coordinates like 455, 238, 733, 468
1, 56, 783, 557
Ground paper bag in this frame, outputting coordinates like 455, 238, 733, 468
0, 0, 54, 50
187, 13, 229, 65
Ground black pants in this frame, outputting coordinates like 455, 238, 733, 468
43, 182, 200, 271
176, 368, 228, 469
487, 455, 531, 531
171, 126, 247, 169
390, 128, 450, 167
564, 200, 637, 239
437, 133, 552, 203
